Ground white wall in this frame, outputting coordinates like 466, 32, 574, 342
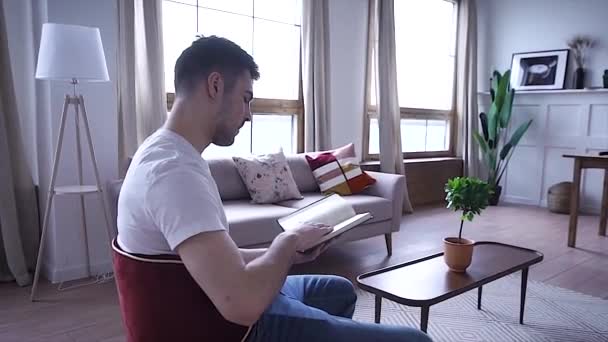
479, 90, 608, 213
477, 0, 608, 91
328, 0, 369, 159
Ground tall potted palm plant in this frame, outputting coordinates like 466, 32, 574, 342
474, 70, 533, 205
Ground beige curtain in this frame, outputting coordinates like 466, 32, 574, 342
0, 1, 40, 286
455, 0, 479, 177
117, 0, 167, 176
368, 0, 413, 213
301, 0, 331, 152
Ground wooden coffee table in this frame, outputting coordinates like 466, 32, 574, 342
356, 242, 543, 333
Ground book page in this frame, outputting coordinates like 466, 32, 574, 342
278, 195, 356, 231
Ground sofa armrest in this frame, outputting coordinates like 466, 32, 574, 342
361, 171, 405, 233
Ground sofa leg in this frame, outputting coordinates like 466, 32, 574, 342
384, 233, 392, 256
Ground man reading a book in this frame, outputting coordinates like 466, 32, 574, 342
117, 36, 431, 342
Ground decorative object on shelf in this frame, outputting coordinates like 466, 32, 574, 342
474, 70, 533, 205
567, 35, 596, 89
547, 182, 571, 214
603, 69, 608, 89
30, 23, 114, 301
443, 177, 493, 272
510, 50, 569, 91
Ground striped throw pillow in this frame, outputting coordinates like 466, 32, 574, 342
305, 144, 376, 195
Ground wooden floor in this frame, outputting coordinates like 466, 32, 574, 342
1, 203, 607, 341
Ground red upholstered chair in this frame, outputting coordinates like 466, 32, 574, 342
112, 239, 251, 342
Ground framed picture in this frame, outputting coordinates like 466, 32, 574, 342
510, 49, 569, 90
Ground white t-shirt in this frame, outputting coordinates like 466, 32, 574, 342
117, 128, 228, 255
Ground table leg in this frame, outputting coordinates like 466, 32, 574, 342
478, 286, 483, 310
421, 306, 429, 333
520, 268, 529, 324
599, 169, 608, 237
568, 159, 582, 247
374, 295, 381, 324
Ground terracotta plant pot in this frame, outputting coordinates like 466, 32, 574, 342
443, 237, 475, 272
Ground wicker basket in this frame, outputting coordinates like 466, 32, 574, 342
548, 182, 572, 214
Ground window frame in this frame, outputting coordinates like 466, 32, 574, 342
363, 0, 459, 161
164, 0, 305, 154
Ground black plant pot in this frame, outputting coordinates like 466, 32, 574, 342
489, 185, 502, 206
573, 68, 585, 89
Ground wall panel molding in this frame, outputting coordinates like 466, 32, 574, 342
479, 91, 608, 214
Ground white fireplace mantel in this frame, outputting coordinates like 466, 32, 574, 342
478, 90, 608, 213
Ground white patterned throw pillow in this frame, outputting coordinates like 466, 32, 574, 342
233, 151, 303, 204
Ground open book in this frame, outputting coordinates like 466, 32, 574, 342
278, 194, 372, 252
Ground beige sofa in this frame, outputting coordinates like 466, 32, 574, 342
106, 154, 405, 255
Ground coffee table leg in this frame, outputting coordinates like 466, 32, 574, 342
421, 306, 429, 333
520, 267, 529, 324
478, 286, 483, 310
375, 295, 381, 323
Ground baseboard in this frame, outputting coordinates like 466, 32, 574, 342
580, 205, 601, 215
502, 198, 602, 215
502, 196, 539, 206
43, 260, 113, 284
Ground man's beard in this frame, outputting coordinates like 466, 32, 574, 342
212, 126, 236, 146
211, 100, 238, 146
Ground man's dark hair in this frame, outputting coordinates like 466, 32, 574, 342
174, 36, 260, 96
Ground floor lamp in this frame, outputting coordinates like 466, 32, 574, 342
30, 23, 114, 301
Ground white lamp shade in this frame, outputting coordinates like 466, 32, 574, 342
35, 23, 109, 82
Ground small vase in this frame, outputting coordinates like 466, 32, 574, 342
489, 185, 502, 206
573, 68, 585, 89
603, 70, 608, 89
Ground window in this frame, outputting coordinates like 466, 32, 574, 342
162, 0, 303, 158
365, 0, 457, 159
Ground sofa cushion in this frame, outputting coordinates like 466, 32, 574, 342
305, 144, 376, 195
207, 158, 250, 201
286, 154, 319, 193
233, 151, 303, 204
276, 193, 392, 225
223, 200, 296, 247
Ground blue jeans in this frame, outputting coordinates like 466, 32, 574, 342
246, 275, 432, 342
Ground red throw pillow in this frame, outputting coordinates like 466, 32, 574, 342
305, 144, 376, 195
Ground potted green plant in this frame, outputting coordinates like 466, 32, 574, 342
444, 177, 493, 272
474, 70, 533, 205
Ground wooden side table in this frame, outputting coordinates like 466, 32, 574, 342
563, 154, 608, 248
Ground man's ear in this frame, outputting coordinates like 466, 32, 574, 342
207, 72, 224, 100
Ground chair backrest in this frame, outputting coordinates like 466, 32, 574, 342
112, 239, 250, 342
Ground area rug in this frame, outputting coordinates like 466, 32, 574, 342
353, 275, 608, 342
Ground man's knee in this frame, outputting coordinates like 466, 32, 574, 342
327, 276, 355, 295
326, 276, 357, 304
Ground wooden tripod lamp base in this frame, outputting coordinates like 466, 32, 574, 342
30, 94, 114, 301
